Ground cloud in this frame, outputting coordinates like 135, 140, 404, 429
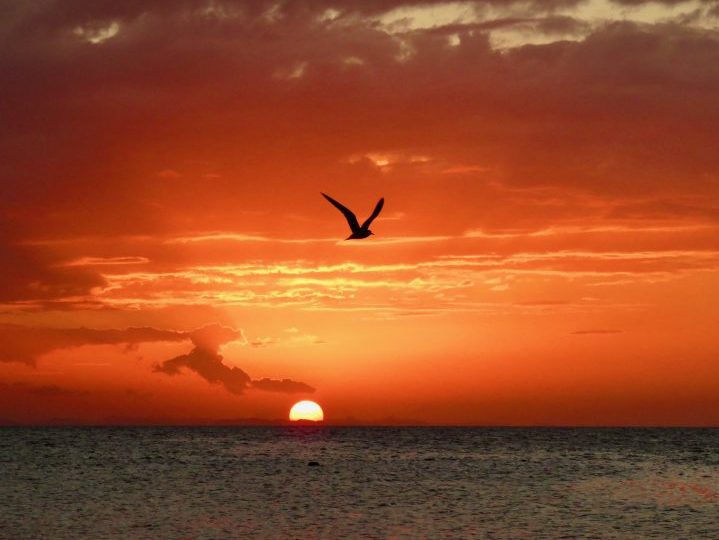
0, 241, 105, 304
0, 324, 187, 365
187, 323, 244, 350
0, 0, 718, 316
0, 323, 314, 395
76, 246, 719, 313
165, 233, 335, 245
0, 5, 717, 219
3, 0, 718, 228
249, 336, 279, 347
248, 328, 326, 348
251, 378, 316, 393
154, 323, 314, 394
165, 232, 453, 245
154, 344, 253, 395
62, 256, 150, 266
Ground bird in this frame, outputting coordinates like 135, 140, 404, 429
321, 192, 384, 240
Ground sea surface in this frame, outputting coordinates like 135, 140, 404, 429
1, 427, 718, 539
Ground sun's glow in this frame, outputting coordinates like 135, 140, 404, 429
289, 400, 324, 422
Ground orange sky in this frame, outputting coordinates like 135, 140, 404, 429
1, 0, 719, 425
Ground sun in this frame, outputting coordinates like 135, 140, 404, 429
289, 400, 324, 422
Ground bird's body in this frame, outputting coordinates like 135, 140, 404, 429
321, 193, 384, 240
346, 229, 373, 240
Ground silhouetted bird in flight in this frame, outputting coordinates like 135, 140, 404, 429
321, 193, 384, 240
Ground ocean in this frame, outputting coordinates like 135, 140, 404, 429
1, 427, 717, 539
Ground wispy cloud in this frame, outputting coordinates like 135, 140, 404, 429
165, 233, 335, 245
337, 235, 455, 246
34, 247, 713, 313
166, 232, 455, 246
62, 256, 150, 267
464, 224, 719, 239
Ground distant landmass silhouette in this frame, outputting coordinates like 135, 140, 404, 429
0, 416, 430, 427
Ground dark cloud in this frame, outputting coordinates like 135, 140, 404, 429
0, 241, 105, 304
154, 323, 314, 394
153, 323, 252, 394
0, 324, 186, 365
0, 323, 314, 395
2, 1, 717, 205
609, 0, 707, 5
0, 0, 590, 36
154, 345, 253, 394
251, 378, 316, 393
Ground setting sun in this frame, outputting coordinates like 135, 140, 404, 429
289, 401, 324, 422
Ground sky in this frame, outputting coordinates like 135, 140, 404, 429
1, 0, 718, 425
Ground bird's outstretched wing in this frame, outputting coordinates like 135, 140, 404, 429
361, 198, 384, 229
321, 193, 360, 233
